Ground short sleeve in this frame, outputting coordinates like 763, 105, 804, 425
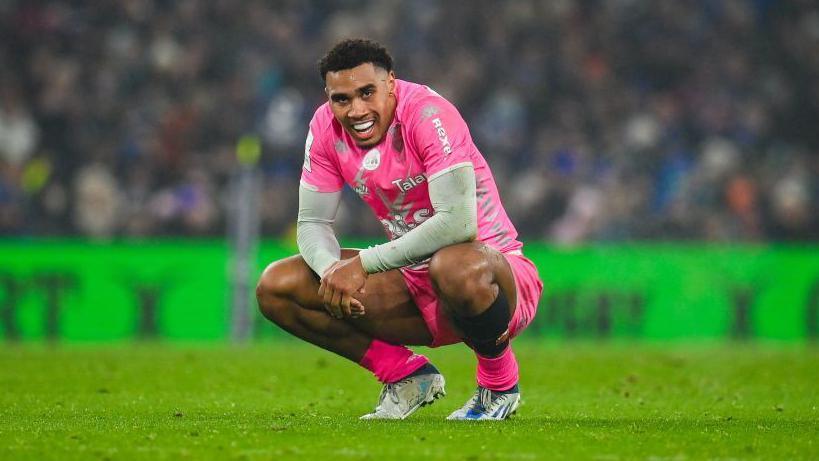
409, 97, 474, 181
300, 112, 344, 192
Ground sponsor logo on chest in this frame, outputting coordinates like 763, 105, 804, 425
392, 174, 427, 193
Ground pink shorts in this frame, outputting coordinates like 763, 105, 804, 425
400, 251, 543, 348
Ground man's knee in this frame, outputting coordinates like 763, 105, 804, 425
429, 244, 512, 356
428, 244, 495, 316
255, 256, 310, 323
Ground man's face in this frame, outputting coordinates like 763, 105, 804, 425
325, 63, 396, 148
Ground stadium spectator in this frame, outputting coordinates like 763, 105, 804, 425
0, 0, 815, 241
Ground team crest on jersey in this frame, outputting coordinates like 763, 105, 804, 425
362, 149, 381, 171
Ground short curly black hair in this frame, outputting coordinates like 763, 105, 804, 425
319, 38, 394, 80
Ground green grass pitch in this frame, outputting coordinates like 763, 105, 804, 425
1, 342, 817, 460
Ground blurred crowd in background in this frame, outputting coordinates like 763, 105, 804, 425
0, 0, 816, 242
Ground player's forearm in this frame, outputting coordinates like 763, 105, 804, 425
297, 186, 342, 277
358, 211, 474, 272
296, 221, 340, 277
359, 164, 477, 273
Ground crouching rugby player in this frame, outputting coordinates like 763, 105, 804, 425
257, 39, 543, 420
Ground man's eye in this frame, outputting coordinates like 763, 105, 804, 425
362, 89, 373, 97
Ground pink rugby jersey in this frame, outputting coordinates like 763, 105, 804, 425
300, 79, 523, 257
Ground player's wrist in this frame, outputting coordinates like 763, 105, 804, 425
352, 255, 368, 277
319, 259, 340, 279
358, 248, 379, 274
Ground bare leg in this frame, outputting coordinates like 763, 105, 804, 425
429, 242, 517, 329
429, 241, 521, 394
256, 249, 432, 363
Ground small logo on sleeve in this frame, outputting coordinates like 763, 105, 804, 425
421, 105, 440, 120
431, 118, 452, 155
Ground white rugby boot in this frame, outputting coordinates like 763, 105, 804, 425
359, 363, 446, 420
446, 384, 520, 420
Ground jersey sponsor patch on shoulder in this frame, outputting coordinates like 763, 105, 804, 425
431, 118, 452, 155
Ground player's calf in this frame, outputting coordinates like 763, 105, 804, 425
429, 243, 521, 421
451, 288, 511, 357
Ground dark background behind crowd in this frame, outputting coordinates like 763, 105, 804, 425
0, 0, 816, 242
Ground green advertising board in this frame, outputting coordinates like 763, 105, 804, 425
525, 245, 819, 340
0, 240, 817, 341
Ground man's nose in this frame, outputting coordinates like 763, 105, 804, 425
348, 98, 367, 119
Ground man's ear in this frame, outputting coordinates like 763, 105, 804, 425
387, 71, 396, 94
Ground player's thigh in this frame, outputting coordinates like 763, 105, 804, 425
260, 249, 432, 346
256, 252, 323, 309
431, 241, 518, 317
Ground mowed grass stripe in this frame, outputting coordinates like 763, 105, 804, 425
1, 343, 817, 460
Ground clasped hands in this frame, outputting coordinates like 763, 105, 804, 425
318, 255, 368, 319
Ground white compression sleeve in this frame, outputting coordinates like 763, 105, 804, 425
296, 185, 342, 278
359, 164, 478, 273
